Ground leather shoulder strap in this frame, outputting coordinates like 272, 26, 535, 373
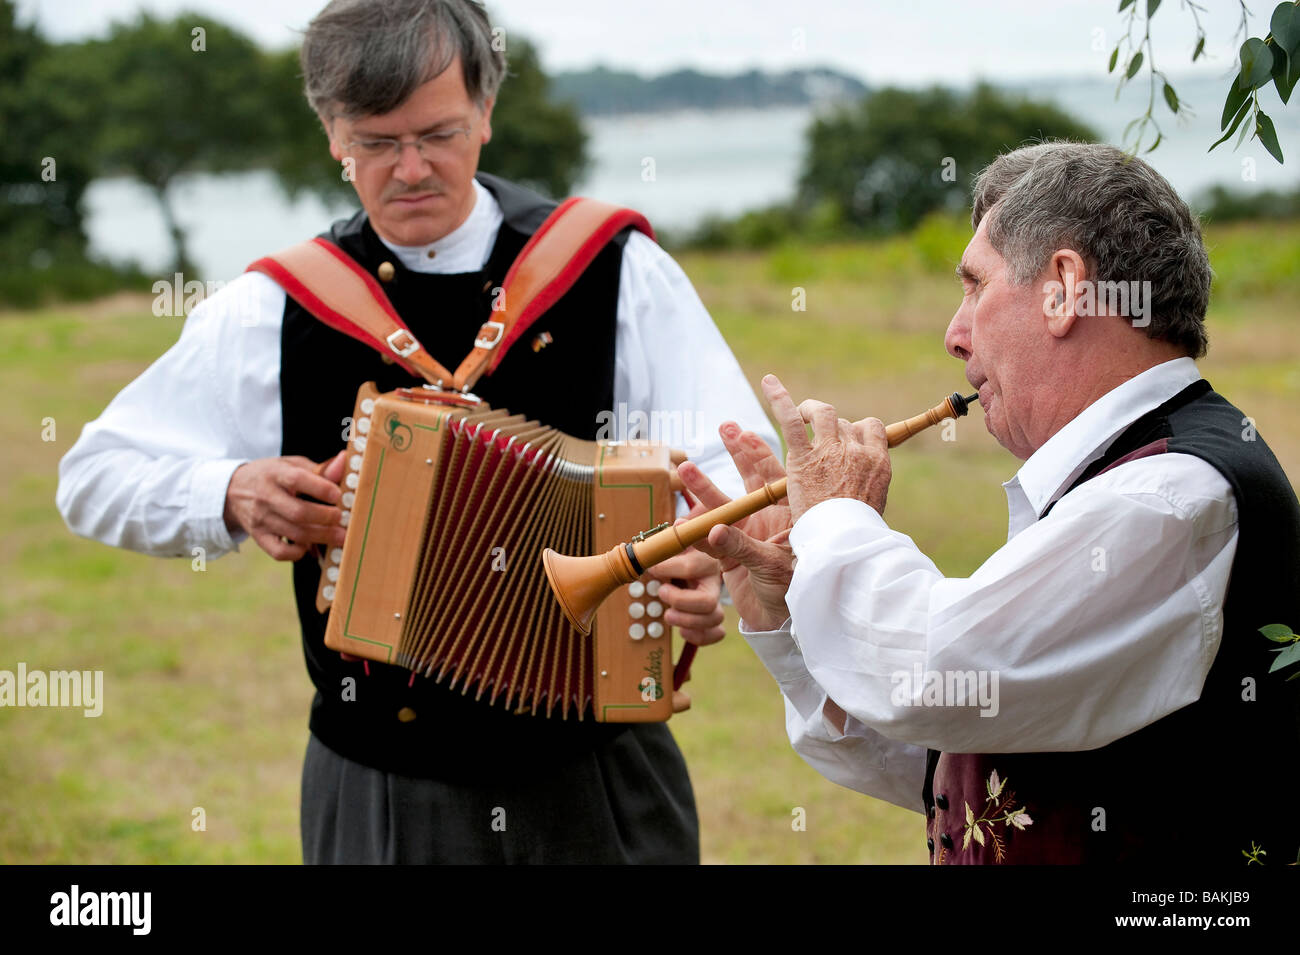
247, 238, 455, 385
452, 197, 653, 392
249, 197, 653, 393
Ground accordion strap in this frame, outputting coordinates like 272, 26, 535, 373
247, 197, 654, 393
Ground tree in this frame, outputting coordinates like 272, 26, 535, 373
1109, 0, 1300, 163
797, 84, 1099, 235
0, 0, 97, 278
56, 13, 276, 274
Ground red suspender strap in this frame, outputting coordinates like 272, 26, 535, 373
247, 197, 654, 394
247, 238, 454, 385
451, 197, 654, 391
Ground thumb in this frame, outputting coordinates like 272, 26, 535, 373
323, 449, 348, 483
708, 523, 763, 569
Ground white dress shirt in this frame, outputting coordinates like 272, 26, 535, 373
56, 178, 778, 558
742, 357, 1238, 813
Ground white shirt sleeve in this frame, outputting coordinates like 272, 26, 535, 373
55, 272, 287, 559
743, 620, 928, 812
613, 230, 778, 504
781, 452, 1238, 756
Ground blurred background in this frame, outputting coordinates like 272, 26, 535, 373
3, 0, 1298, 863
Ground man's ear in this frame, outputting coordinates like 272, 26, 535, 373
1045, 248, 1088, 339
478, 98, 495, 145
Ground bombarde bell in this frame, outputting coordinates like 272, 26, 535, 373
543, 391, 979, 634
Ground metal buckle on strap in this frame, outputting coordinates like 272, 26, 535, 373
385, 328, 420, 358
474, 321, 505, 350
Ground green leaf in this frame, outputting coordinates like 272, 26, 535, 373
1147, 0, 1162, 15
1256, 110, 1285, 163
1146, 132, 1162, 152
1240, 37, 1275, 90
1126, 51, 1145, 79
1109, 46, 1120, 73
1260, 623, 1297, 642
1119, 0, 1136, 11
1271, 2, 1300, 58
1222, 78, 1249, 129
1271, 44, 1298, 104
1288, 670, 1300, 681
1193, 35, 1206, 61
1210, 97, 1252, 150
1163, 81, 1179, 113
1268, 639, 1300, 673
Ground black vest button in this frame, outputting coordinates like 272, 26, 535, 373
927, 837, 935, 853
935, 793, 949, 811
939, 832, 954, 850
927, 804, 935, 820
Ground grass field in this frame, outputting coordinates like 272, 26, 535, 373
2, 217, 1298, 864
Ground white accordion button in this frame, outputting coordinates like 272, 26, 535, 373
356, 417, 371, 434
342, 492, 354, 508
360, 398, 375, 414
647, 601, 663, 618
345, 473, 359, 489
353, 436, 367, 452
326, 566, 339, 582
645, 579, 661, 597
628, 624, 646, 640
349, 454, 363, 471
330, 548, 344, 563
628, 581, 645, 598
322, 585, 335, 601
339, 510, 351, 527
648, 622, 664, 638
628, 602, 645, 619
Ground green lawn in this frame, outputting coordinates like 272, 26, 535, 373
3, 219, 1298, 864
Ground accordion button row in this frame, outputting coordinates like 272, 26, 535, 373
628, 622, 666, 641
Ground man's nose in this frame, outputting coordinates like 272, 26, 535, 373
391, 142, 433, 182
944, 305, 972, 361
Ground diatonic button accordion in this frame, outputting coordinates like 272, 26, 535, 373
315, 382, 683, 722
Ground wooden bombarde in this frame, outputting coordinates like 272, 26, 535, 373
543, 391, 980, 633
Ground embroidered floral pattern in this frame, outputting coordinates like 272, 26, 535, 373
961, 770, 1034, 863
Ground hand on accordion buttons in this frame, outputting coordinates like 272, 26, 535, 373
676, 423, 794, 634
223, 450, 349, 563
647, 545, 725, 647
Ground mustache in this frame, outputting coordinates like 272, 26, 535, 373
385, 180, 444, 200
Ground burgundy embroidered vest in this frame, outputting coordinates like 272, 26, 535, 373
924, 379, 1300, 865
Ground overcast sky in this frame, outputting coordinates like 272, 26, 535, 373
16, 0, 1263, 86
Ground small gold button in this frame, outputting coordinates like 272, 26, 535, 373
397, 706, 417, 722
425, 249, 436, 259
377, 262, 395, 282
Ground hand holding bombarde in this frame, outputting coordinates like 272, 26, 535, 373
543, 391, 981, 633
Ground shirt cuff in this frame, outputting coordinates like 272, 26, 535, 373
790, 497, 887, 555
187, 458, 249, 555
740, 616, 809, 683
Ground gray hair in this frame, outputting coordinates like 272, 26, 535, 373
971, 141, 1211, 359
301, 0, 506, 119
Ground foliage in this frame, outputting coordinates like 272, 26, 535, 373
686, 84, 1098, 249
478, 38, 588, 199
51, 13, 276, 274
0, 0, 141, 306
1110, 0, 1300, 163
798, 84, 1098, 235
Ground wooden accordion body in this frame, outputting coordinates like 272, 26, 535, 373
316, 382, 679, 722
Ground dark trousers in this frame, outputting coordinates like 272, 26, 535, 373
300, 727, 699, 864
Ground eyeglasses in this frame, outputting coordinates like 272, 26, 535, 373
340, 127, 472, 166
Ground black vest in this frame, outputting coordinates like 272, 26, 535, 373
279, 173, 634, 780
923, 379, 1300, 864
